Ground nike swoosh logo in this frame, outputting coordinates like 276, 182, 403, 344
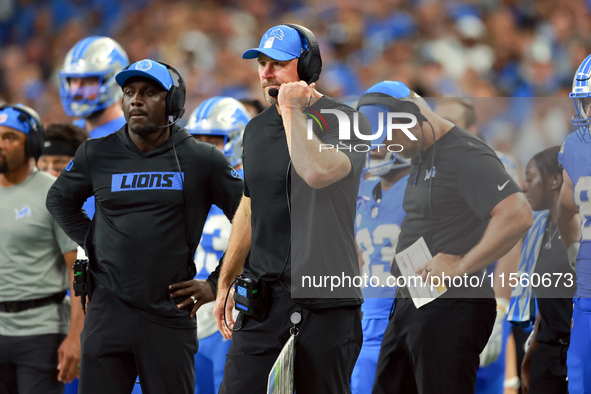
498, 180, 510, 191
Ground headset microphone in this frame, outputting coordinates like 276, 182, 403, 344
143, 116, 182, 133
144, 120, 180, 135
268, 88, 279, 98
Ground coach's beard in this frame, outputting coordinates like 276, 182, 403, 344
398, 141, 421, 159
263, 82, 280, 105
130, 123, 163, 138
263, 90, 278, 105
398, 126, 424, 159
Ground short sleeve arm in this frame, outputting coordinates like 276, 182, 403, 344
318, 106, 370, 181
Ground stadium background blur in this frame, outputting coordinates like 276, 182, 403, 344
0, 0, 588, 165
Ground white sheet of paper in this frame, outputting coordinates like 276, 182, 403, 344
394, 237, 447, 308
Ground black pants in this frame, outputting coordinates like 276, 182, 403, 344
220, 286, 362, 394
0, 333, 65, 394
373, 298, 495, 394
79, 286, 197, 394
529, 342, 569, 394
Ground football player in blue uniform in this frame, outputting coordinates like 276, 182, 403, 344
557, 53, 591, 393
186, 96, 250, 394
59, 36, 129, 223
351, 81, 412, 393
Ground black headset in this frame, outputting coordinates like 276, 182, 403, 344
285, 23, 323, 84
356, 93, 426, 127
158, 61, 186, 121
121, 60, 186, 122
0, 104, 44, 160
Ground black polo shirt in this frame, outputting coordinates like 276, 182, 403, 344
243, 96, 369, 308
396, 126, 522, 299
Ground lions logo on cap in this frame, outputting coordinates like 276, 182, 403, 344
263, 28, 285, 49
135, 60, 153, 71
269, 28, 285, 40
0, 113, 7, 124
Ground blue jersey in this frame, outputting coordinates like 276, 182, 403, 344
91, 117, 126, 139
73, 116, 126, 139
355, 175, 408, 319
194, 205, 231, 280
558, 131, 591, 297
194, 168, 241, 344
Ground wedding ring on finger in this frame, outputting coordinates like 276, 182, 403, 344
190, 295, 197, 304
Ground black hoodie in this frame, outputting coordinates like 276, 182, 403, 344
47, 125, 243, 327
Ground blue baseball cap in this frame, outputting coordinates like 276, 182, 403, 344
0, 106, 32, 134
115, 59, 174, 91
364, 81, 411, 97
242, 25, 306, 61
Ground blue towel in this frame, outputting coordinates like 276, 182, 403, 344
507, 210, 549, 327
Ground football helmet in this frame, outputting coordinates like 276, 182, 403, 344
570, 54, 591, 138
357, 81, 414, 176
187, 97, 251, 166
59, 36, 129, 117
222, 134, 244, 168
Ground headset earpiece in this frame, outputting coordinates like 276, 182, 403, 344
0, 104, 44, 160
157, 62, 186, 121
399, 99, 426, 127
284, 23, 322, 84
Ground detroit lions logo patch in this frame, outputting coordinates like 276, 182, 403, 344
111, 172, 184, 192
15, 206, 31, 220
135, 60, 153, 71
424, 166, 437, 181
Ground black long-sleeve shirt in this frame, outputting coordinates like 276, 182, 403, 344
47, 125, 243, 327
